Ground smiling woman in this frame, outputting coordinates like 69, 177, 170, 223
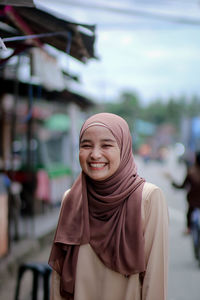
48, 112, 169, 300
79, 125, 120, 181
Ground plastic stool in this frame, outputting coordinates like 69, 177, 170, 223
14, 262, 52, 300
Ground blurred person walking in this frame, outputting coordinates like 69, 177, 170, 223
168, 151, 200, 235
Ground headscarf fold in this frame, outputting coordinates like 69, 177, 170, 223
49, 113, 145, 299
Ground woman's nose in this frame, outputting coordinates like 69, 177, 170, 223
90, 147, 101, 159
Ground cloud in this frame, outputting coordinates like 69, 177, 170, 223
36, 0, 200, 103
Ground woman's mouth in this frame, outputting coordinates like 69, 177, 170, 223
89, 162, 107, 169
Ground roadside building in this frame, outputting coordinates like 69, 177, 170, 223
0, 1, 97, 256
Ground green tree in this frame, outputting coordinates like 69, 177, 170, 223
140, 98, 167, 125
92, 90, 141, 132
91, 91, 200, 136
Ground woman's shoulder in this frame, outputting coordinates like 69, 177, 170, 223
143, 181, 161, 198
142, 182, 166, 208
142, 182, 168, 224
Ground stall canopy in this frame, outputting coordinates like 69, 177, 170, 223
0, 4, 96, 63
44, 114, 71, 132
0, 0, 34, 7
0, 78, 95, 109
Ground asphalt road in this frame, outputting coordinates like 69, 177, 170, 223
136, 151, 200, 300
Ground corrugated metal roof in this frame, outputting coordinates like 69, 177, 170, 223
0, 5, 96, 62
0, 0, 34, 7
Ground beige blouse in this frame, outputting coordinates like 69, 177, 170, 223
50, 182, 169, 300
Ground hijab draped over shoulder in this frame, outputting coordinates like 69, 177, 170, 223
49, 113, 145, 299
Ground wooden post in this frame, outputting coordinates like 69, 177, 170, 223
68, 103, 80, 182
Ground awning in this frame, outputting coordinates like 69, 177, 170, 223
54, 89, 95, 109
0, 78, 95, 109
0, 5, 96, 62
0, 0, 34, 7
44, 114, 71, 132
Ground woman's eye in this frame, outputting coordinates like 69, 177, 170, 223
102, 144, 112, 148
81, 144, 92, 148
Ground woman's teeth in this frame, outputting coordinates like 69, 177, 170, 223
89, 163, 106, 168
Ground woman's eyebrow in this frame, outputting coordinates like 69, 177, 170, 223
80, 138, 117, 144
80, 139, 92, 144
101, 138, 117, 143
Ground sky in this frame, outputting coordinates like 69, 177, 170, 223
35, 0, 200, 105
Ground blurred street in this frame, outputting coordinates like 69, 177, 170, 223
0, 149, 200, 300
136, 151, 200, 300
1, 1, 200, 300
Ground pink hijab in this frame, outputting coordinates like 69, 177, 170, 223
49, 113, 145, 299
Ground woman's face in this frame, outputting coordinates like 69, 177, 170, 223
79, 125, 120, 181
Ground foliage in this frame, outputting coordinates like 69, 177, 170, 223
92, 91, 140, 132
92, 91, 200, 133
